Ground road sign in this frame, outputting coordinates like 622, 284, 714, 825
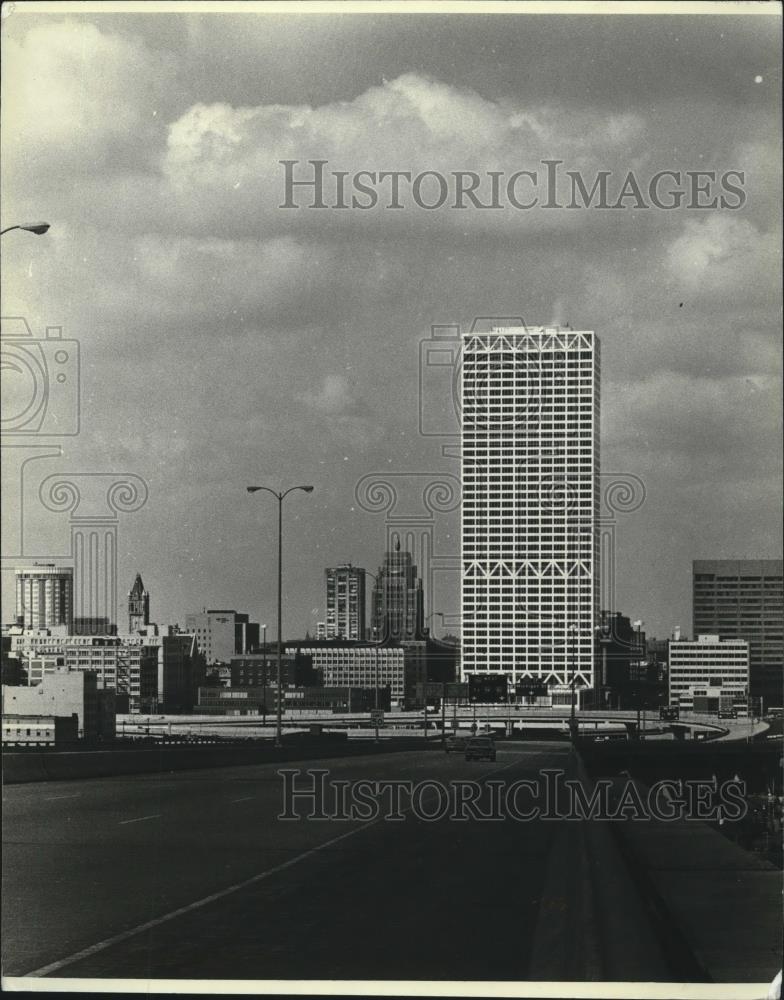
468, 674, 508, 703
516, 681, 548, 698
370, 710, 385, 727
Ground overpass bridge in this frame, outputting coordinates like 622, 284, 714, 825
118, 707, 769, 744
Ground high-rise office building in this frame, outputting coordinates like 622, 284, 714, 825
461, 326, 600, 694
128, 573, 150, 633
184, 609, 260, 664
15, 564, 74, 631
325, 564, 366, 640
693, 560, 783, 708
370, 543, 424, 642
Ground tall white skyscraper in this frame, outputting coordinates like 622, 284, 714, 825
461, 326, 600, 695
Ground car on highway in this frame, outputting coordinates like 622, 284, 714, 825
465, 735, 496, 762
444, 732, 472, 753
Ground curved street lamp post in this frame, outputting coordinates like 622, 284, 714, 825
1, 222, 50, 237
247, 484, 314, 748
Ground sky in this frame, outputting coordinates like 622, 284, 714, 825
1, 3, 781, 640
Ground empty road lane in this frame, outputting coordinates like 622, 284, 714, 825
3, 743, 668, 981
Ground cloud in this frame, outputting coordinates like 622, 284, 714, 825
305, 374, 352, 413
666, 215, 780, 300
153, 72, 656, 239
2, 20, 173, 181
299, 374, 384, 450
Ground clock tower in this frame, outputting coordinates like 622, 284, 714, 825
128, 573, 150, 633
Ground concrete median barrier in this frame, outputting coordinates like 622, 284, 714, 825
2, 737, 436, 784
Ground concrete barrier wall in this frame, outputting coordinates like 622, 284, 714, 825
580, 739, 782, 793
2, 738, 435, 785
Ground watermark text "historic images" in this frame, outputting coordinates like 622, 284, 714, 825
279, 768, 747, 824
280, 160, 746, 211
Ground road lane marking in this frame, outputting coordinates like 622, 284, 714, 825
23, 755, 522, 978
42, 794, 80, 801
118, 814, 161, 826
230, 796, 255, 803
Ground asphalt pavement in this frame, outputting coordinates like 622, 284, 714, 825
3, 743, 671, 983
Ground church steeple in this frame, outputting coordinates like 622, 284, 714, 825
128, 573, 150, 632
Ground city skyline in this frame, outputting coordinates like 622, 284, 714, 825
2, 8, 781, 643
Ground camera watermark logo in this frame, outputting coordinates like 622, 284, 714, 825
1, 317, 80, 436
1, 314, 149, 637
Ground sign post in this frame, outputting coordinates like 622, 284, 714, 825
441, 681, 447, 746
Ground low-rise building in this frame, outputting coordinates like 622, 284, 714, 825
2, 667, 115, 740
230, 653, 297, 688
197, 685, 276, 716
669, 634, 749, 711
2, 714, 79, 748
4, 628, 202, 715
285, 686, 390, 713
284, 641, 424, 708
185, 610, 260, 665
196, 684, 389, 716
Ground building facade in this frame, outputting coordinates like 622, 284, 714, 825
325, 564, 366, 640
693, 560, 783, 709
370, 546, 424, 642
595, 611, 648, 707
285, 686, 389, 713
2, 714, 79, 748
461, 326, 600, 692
73, 617, 116, 637
197, 685, 276, 715
15, 564, 73, 631
2, 666, 115, 739
229, 652, 311, 688
55, 635, 156, 714
4, 628, 194, 714
185, 610, 260, 665
669, 634, 749, 711
286, 641, 423, 708
196, 684, 387, 716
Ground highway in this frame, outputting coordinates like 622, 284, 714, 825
3, 744, 673, 982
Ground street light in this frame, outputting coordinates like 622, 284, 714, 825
247, 484, 314, 748
1, 222, 50, 236
260, 624, 268, 727
364, 569, 384, 744
425, 610, 445, 639
633, 620, 645, 739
